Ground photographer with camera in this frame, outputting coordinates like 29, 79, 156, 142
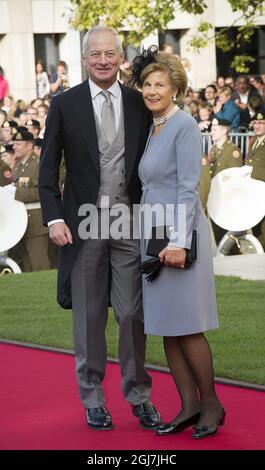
50, 60, 70, 96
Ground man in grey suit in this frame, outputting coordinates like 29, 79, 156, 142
38, 26, 161, 430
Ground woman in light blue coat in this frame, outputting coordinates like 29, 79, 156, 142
132, 49, 225, 439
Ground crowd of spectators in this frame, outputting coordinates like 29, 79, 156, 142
1, 51, 265, 271
0, 53, 265, 174
0, 60, 71, 169
121, 55, 265, 137
1, 55, 265, 153
180, 73, 265, 134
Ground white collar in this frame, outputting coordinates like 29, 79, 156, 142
239, 91, 249, 98
88, 78, 120, 100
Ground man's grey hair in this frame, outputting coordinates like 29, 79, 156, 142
82, 26, 123, 56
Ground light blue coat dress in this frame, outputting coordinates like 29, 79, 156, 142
139, 110, 218, 336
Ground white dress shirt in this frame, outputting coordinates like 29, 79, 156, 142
89, 78, 121, 132
238, 91, 249, 105
48, 79, 122, 227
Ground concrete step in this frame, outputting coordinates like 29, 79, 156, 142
213, 253, 265, 280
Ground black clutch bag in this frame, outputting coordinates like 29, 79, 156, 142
146, 226, 197, 267
141, 226, 197, 282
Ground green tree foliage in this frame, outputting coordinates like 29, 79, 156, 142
68, 0, 265, 72
69, 0, 176, 43
188, 1, 264, 72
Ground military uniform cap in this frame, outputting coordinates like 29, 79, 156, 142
2, 120, 18, 129
13, 130, 34, 141
17, 126, 28, 133
26, 119, 40, 128
4, 144, 14, 153
34, 137, 43, 147
211, 117, 230, 127
9, 120, 18, 128
251, 109, 265, 122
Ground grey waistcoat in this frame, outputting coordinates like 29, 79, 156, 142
95, 102, 130, 208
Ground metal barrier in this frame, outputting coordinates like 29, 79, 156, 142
0, 253, 22, 274
201, 132, 255, 158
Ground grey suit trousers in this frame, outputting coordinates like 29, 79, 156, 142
71, 212, 152, 408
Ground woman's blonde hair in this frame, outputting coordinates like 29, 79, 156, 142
219, 86, 232, 98
141, 53, 188, 105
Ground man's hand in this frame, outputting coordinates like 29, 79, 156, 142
235, 99, 247, 110
49, 222, 73, 246
159, 247, 186, 269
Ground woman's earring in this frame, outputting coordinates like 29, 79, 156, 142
172, 94, 178, 104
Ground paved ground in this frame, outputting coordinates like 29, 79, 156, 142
213, 253, 265, 280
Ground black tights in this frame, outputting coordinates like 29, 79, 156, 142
163, 333, 222, 425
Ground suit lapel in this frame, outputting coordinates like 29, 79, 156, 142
121, 84, 141, 183
72, 81, 144, 180
73, 81, 100, 176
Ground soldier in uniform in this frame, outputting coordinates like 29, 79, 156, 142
5, 130, 50, 271
198, 155, 211, 212
209, 117, 242, 177
208, 117, 243, 244
25, 119, 41, 139
33, 137, 43, 157
246, 110, 265, 248
0, 145, 12, 186
0, 120, 18, 145
0, 143, 16, 171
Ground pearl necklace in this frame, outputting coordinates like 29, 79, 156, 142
153, 105, 179, 127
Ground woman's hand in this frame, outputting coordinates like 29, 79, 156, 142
213, 101, 222, 113
159, 246, 186, 269
198, 120, 211, 131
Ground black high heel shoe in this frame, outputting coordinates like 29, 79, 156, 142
156, 412, 200, 436
192, 407, 226, 439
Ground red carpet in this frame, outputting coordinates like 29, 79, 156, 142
0, 343, 264, 450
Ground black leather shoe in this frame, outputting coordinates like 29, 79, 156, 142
132, 402, 162, 429
192, 407, 225, 439
85, 406, 113, 430
156, 412, 200, 435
